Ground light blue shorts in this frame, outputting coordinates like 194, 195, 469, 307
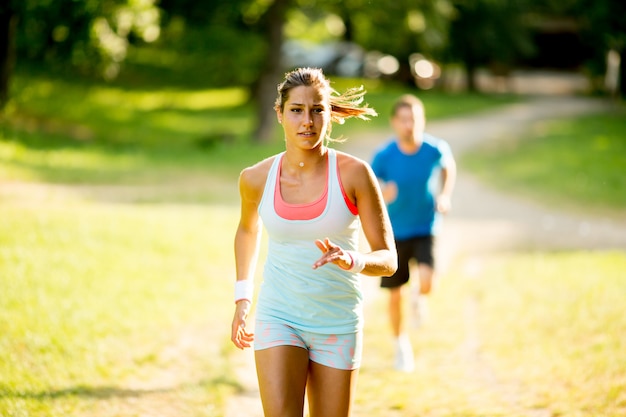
254, 321, 362, 370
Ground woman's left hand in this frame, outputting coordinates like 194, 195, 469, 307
313, 237, 353, 270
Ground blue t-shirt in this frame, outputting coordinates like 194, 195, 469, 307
371, 133, 452, 239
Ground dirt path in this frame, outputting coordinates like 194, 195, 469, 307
224, 95, 625, 417
349, 95, 626, 257
428, 96, 626, 257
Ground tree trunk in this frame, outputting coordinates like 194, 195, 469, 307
619, 48, 625, 99
465, 62, 477, 92
252, 0, 291, 143
0, 8, 17, 109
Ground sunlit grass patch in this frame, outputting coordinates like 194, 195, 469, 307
473, 251, 626, 415
332, 78, 521, 134
88, 86, 248, 112
463, 109, 626, 214
8, 74, 253, 147
0, 202, 242, 416
4, 71, 522, 189
0, 127, 283, 192
356, 251, 626, 417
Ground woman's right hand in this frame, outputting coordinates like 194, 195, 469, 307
231, 300, 254, 350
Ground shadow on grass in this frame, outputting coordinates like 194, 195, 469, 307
0, 374, 242, 400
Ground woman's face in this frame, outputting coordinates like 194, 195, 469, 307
277, 85, 330, 150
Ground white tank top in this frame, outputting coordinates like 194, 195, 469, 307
256, 149, 364, 333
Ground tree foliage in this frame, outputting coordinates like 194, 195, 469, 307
446, 0, 534, 91
576, 0, 626, 95
0, 0, 163, 107
9, 0, 160, 78
2, 0, 623, 120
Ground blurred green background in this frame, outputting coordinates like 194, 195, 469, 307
1, 0, 625, 141
1, 1, 625, 416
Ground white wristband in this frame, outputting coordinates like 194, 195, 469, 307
234, 280, 254, 303
344, 251, 365, 274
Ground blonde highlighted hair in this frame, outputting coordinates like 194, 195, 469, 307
275, 67, 377, 142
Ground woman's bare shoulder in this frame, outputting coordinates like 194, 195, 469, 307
335, 149, 373, 176
239, 155, 278, 194
335, 149, 378, 199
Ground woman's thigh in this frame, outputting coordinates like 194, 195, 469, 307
307, 360, 359, 417
255, 345, 309, 417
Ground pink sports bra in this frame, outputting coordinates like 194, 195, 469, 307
274, 153, 358, 220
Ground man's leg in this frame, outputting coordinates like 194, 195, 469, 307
388, 285, 403, 338
383, 239, 414, 372
388, 285, 414, 372
411, 263, 434, 327
411, 236, 436, 328
418, 263, 435, 295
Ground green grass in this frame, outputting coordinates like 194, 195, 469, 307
0, 134, 280, 204
462, 109, 626, 215
1, 72, 519, 187
3, 70, 280, 187
357, 251, 626, 416
2, 70, 624, 416
3, 203, 624, 416
0, 201, 247, 416
331, 78, 521, 134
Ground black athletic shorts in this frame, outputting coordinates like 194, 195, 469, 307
380, 235, 435, 289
